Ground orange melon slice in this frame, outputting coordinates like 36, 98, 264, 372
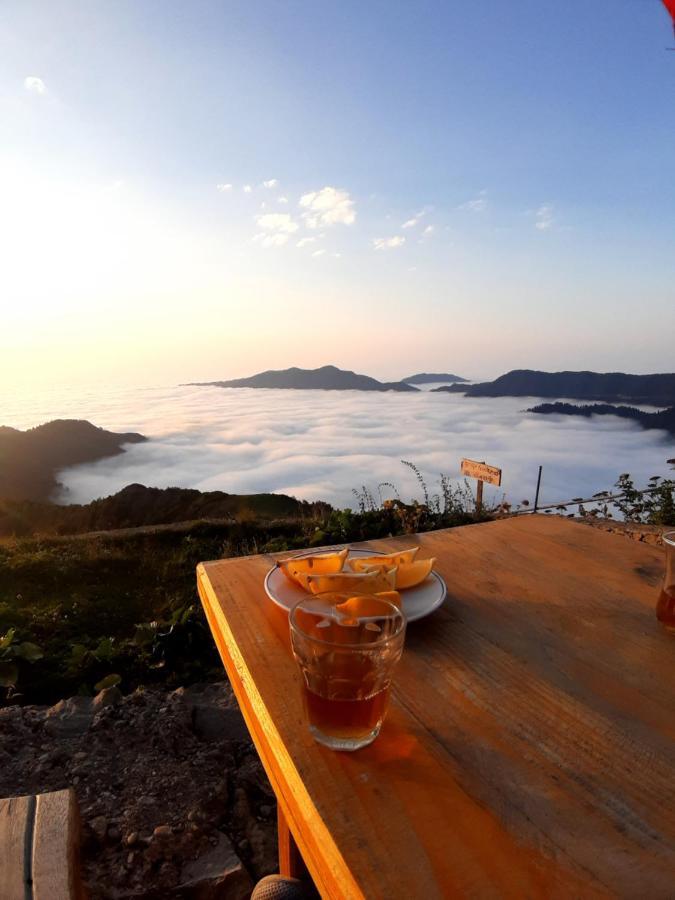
347, 548, 418, 572
393, 558, 435, 589
305, 568, 397, 596
277, 549, 348, 589
335, 591, 402, 618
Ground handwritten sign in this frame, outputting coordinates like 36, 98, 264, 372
461, 459, 502, 487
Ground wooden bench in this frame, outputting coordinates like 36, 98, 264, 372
0, 788, 86, 900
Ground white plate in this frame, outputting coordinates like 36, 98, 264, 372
264, 547, 447, 623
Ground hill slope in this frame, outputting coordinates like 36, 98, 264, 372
0, 483, 331, 537
0, 420, 147, 502
190, 365, 418, 392
435, 370, 675, 405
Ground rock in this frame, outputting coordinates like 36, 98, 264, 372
153, 824, 173, 838
176, 833, 252, 900
245, 820, 278, 878
192, 705, 248, 742
44, 696, 94, 737
92, 686, 123, 712
126, 831, 139, 847
89, 815, 108, 843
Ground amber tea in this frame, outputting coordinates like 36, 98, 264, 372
303, 685, 391, 743
290, 593, 406, 751
657, 533, 675, 632
656, 585, 675, 631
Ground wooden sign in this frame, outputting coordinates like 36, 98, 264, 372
461, 459, 502, 487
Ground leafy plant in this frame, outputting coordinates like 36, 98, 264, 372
0, 626, 43, 695
612, 473, 675, 525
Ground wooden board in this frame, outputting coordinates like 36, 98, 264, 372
198, 516, 674, 899
32, 789, 83, 900
0, 789, 84, 900
0, 794, 34, 900
460, 458, 502, 486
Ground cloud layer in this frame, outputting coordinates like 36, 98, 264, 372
4, 385, 668, 512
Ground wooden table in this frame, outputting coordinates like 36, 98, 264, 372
197, 516, 675, 899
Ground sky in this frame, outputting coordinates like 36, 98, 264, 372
1, 0, 674, 393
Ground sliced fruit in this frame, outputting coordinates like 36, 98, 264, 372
335, 591, 402, 617
347, 548, 419, 572
393, 558, 436, 589
305, 568, 397, 596
277, 549, 348, 588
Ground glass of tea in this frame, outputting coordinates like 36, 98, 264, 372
656, 531, 675, 631
289, 593, 406, 751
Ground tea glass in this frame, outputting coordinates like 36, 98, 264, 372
289, 594, 406, 751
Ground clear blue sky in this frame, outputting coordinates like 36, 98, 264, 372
1, 0, 674, 389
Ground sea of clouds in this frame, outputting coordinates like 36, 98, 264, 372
3, 384, 673, 510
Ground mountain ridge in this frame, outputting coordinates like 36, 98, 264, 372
527, 402, 675, 436
189, 364, 418, 392
434, 369, 675, 405
403, 372, 468, 384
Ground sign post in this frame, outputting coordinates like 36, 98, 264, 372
460, 459, 502, 513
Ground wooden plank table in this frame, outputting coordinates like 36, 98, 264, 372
197, 515, 675, 899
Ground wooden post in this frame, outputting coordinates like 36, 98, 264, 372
277, 805, 309, 881
534, 466, 543, 512
460, 458, 501, 516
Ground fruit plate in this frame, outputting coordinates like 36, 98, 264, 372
264, 547, 447, 623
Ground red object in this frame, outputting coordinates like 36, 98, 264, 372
663, 0, 675, 22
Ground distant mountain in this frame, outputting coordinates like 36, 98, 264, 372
0, 420, 147, 503
191, 365, 418, 392
528, 402, 675, 436
433, 370, 675, 406
0, 483, 332, 537
403, 373, 468, 385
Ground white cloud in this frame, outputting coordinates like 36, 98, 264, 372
253, 232, 290, 248
535, 205, 555, 231
296, 237, 317, 248
278, 196, 288, 204
312, 249, 326, 258
459, 190, 487, 213
402, 208, 429, 229
423, 225, 435, 236
243, 185, 252, 193
263, 179, 278, 189
333, 252, 342, 258
216, 183, 232, 193
299, 186, 356, 228
255, 213, 299, 234
24, 76, 46, 95
373, 235, 405, 250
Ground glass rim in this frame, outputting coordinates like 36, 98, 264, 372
663, 531, 675, 547
289, 594, 406, 650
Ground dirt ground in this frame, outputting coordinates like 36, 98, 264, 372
0, 681, 278, 898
